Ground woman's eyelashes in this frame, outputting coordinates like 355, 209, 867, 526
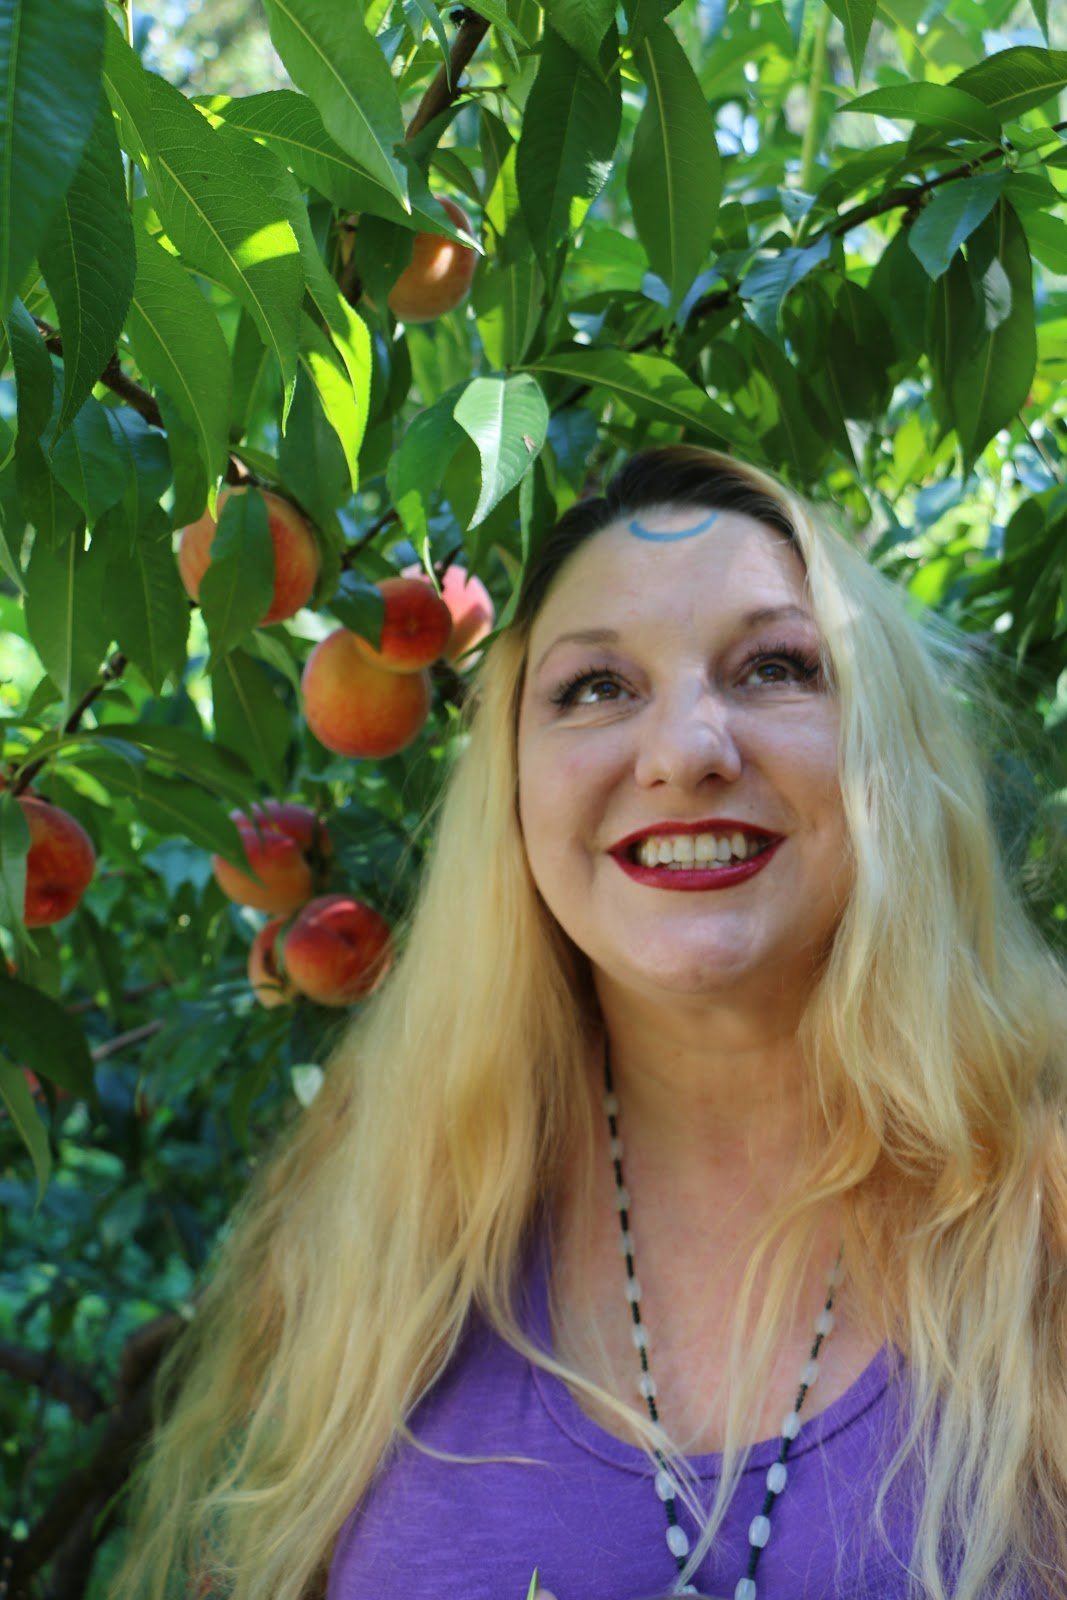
548, 642, 823, 710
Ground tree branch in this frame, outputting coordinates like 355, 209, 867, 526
405, 8, 490, 142
0, 1344, 105, 1424
10, 652, 128, 797
34, 319, 162, 430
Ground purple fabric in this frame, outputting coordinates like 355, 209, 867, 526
324, 1225, 1016, 1600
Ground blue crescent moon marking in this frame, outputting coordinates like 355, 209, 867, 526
627, 513, 720, 542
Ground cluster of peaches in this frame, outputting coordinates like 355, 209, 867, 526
211, 802, 389, 1009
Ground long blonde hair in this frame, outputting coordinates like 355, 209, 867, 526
109, 446, 1067, 1600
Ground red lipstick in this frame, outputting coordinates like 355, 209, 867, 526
611, 837, 783, 892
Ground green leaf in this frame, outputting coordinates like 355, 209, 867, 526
627, 21, 721, 316
199, 486, 275, 659
23, 528, 111, 713
6, 297, 55, 447
823, 0, 876, 86
0, 0, 105, 321
472, 255, 545, 369
907, 171, 1007, 279
104, 27, 303, 406
525, 1571, 541, 1600
76, 721, 252, 803
48, 394, 131, 523
201, 91, 467, 234
260, 0, 410, 209
0, 788, 30, 934
103, 509, 190, 693
529, 347, 744, 445
453, 374, 550, 529
950, 47, 1067, 121
386, 391, 467, 548
515, 25, 621, 265
40, 97, 134, 436
125, 228, 231, 498
211, 647, 292, 791
542, 0, 617, 74
0, 969, 95, 1098
105, 407, 172, 541
297, 313, 366, 494
405, 0, 452, 83
0, 1059, 51, 1206
92, 758, 249, 864
950, 200, 1036, 473
278, 366, 350, 535
840, 83, 1002, 143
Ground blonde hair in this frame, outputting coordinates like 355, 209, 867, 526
109, 446, 1067, 1600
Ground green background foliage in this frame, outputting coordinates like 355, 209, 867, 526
1, 0, 1065, 1592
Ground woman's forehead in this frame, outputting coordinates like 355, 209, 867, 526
528, 510, 807, 638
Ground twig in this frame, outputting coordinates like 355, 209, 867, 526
91, 1020, 163, 1064
35, 319, 162, 430
10, 652, 128, 796
0, 1344, 105, 1424
405, 8, 490, 142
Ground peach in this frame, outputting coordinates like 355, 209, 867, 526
350, 577, 452, 673
400, 562, 494, 667
248, 917, 297, 1008
301, 628, 431, 759
212, 802, 331, 914
178, 486, 320, 626
281, 894, 392, 1007
387, 197, 479, 324
16, 795, 96, 927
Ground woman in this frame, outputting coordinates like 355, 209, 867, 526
110, 446, 1067, 1600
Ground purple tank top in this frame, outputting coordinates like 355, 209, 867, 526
325, 1226, 1020, 1599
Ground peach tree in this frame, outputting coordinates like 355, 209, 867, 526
1, 0, 1066, 1591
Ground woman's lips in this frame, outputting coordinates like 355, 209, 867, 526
610, 837, 783, 891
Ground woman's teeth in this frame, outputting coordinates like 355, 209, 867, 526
632, 833, 769, 869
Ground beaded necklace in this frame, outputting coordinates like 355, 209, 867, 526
601, 1040, 844, 1599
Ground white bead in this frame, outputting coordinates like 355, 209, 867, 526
766, 1461, 787, 1494
815, 1307, 835, 1337
619, 1229, 635, 1254
735, 1580, 757, 1600
624, 1277, 642, 1302
654, 1468, 676, 1501
801, 1358, 820, 1387
781, 1408, 801, 1439
603, 1092, 618, 1115
666, 1524, 690, 1558
631, 1323, 649, 1350
638, 1372, 657, 1399
678, 1587, 699, 1595
610, 1136, 623, 1159
749, 1514, 771, 1548
614, 1186, 631, 1210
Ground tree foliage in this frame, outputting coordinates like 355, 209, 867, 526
1, 0, 1066, 1592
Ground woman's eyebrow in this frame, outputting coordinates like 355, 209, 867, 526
533, 604, 815, 676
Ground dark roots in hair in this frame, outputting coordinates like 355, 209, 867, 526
511, 445, 798, 633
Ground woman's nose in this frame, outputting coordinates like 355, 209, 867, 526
632, 683, 743, 789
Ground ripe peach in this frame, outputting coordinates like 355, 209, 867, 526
212, 802, 331, 914
350, 577, 452, 673
248, 917, 297, 1008
17, 795, 96, 927
301, 628, 431, 759
387, 197, 479, 324
177, 486, 320, 626
281, 894, 392, 1007
400, 562, 494, 667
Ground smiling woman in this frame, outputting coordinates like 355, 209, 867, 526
108, 447, 1066, 1600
